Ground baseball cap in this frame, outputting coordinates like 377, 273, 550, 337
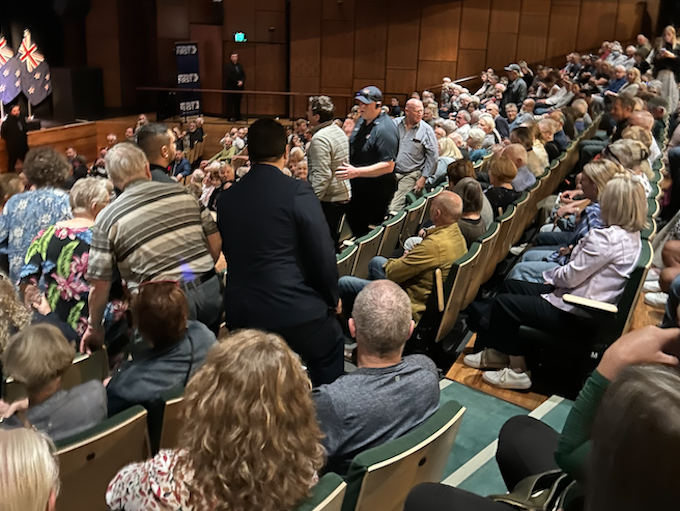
504, 64, 523, 76
355, 86, 383, 104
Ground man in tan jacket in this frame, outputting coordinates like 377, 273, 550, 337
338, 191, 467, 322
307, 95, 351, 249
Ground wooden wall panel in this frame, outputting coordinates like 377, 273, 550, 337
321, 21, 355, 89
156, 0, 190, 39
458, 49, 488, 78
386, 1, 421, 70
460, 0, 491, 50
86, 0, 121, 108
489, 0, 521, 34
547, 3, 581, 60
385, 69, 417, 96
322, 0, 355, 21
189, 0, 219, 24
353, 79, 385, 94
290, 0, 321, 117
257, 0, 285, 11
353, 2, 388, 80
521, 0, 551, 15
486, 32, 518, 70
252, 44, 287, 115
255, 10, 286, 43
419, 0, 461, 62
516, 13, 549, 64
417, 61, 458, 91
576, 0, 618, 51
189, 24, 223, 115
223, 0, 256, 40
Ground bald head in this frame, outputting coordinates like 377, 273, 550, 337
404, 98, 424, 125
486, 103, 499, 117
431, 190, 463, 226
629, 110, 654, 131
503, 144, 528, 169
522, 98, 535, 113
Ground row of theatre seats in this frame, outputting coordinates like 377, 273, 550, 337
2, 118, 667, 511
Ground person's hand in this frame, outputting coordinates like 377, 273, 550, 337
237, 81, 243, 87
598, 326, 680, 381
400, 250, 410, 259
413, 176, 426, 193
80, 324, 105, 354
560, 189, 582, 202
0, 398, 28, 420
336, 163, 359, 181
31, 293, 51, 316
556, 204, 578, 218
335, 299, 342, 316
558, 244, 573, 257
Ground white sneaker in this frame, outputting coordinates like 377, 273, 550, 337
646, 268, 661, 282
463, 348, 510, 370
644, 291, 669, 309
483, 368, 533, 390
509, 243, 528, 256
643, 281, 662, 293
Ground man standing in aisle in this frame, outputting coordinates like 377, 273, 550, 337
1, 105, 29, 173
390, 99, 438, 211
338, 86, 400, 237
224, 52, 246, 121
500, 64, 528, 116
307, 95, 351, 249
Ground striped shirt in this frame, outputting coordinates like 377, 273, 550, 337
87, 180, 217, 289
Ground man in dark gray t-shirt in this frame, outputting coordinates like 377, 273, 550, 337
313, 280, 440, 475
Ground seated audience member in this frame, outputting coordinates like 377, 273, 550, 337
478, 114, 501, 149
486, 103, 510, 140
20, 178, 122, 339
207, 164, 235, 212
466, 128, 488, 162
454, 110, 472, 141
626, 109, 662, 163
503, 144, 536, 192
170, 149, 192, 179
465, 174, 645, 389
0, 148, 71, 282
210, 135, 238, 164
578, 95, 635, 169
106, 282, 216, 416
485, 156, 521, 217
0, 324, 107, 441
293, 160, 308, 180
524, 121, 551, 169
315, 281, 439, 475
107, 329, 324, 511
338, 192, 467, 322
571, 98, 593, 133
603, 139, 652, 196
447, 159, 494, 228
405, 326, 680, 511
509, 127, 544, 176
0, 173, 24, 210
438, 136, 462, 161
538, 119, 561, 161
505, 103, 520, 131
200, 166, 221, 207
548, 111, 570, 152
507, 159, 619, 283
0, 428, 60, 511
452, 178, 487, 245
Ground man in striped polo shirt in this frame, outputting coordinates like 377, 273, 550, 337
81, 142, 223, 353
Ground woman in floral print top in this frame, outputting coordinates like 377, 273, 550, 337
20, 178, 126, 337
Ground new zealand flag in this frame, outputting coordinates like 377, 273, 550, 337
18, 30, 51, 106
0, 35, 22, 105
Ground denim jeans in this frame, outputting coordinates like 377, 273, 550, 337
184, 274, 223, 334
506, 261, 559, 283
520, 248, 556, 262
338, 256, 388, 316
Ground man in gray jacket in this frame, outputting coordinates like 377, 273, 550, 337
307, 96, 351, 248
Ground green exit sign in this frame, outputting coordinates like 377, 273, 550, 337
233, 32, 247, 43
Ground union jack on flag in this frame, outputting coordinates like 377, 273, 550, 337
0, 36, 13, 66
18, 30, 45, 73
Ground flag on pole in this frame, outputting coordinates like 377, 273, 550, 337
0, 35, 22, 105
18, 30, 51, 106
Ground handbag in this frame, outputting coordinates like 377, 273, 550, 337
489, 469, 576, 511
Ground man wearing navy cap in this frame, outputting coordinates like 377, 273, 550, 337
337, 86, 400, 237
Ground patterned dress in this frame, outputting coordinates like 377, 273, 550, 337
20, 225, 127, 337
0, 188, 71, 282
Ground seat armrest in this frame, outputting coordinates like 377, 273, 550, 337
435, 268, 444, 313
563, 294, 618, 314
342, 238, 357, 247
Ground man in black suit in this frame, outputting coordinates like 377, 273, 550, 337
224, 52, 246, 121
217, 119, 343, 386
1, 105, 29, 172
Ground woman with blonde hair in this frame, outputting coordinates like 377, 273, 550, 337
437, 136, 462, 160
618, 67, 642, 97
522, 121, 550, 169
0, 428, 60, 511
106, 329, 325, 511
465, 173, 646, 389
478, 113, 500, 149
651, 26, 680, 112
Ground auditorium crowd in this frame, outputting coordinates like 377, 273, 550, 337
2, 28, 680, 511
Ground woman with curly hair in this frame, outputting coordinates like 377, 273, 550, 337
106, 329, 325, 511
0, 147, 71, 282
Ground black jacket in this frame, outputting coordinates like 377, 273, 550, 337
224, 62, 246, 89
1, 115, 29, 155
217, 164, 339, 330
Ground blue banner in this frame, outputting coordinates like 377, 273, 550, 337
175, 42, 201, 117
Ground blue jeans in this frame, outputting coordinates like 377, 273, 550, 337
506, 261, 559, 283
662, 273, 680, 328
520, 248, 556, 262
184, 274, 223, 334
338, 256, 387, 316
534, 231, 576, 247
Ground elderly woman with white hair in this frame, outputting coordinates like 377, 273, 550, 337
467, 128, 489, 162
478, 114, 501, 150
19, 177, 126, 339
0, 428, 60, 511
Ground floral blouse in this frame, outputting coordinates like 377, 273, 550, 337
20, 225, 126, 337
0, 188, 71, 282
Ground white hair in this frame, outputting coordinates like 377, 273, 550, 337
69, 177, 112, 215
467, 128, 486, 147
479, 113, 496, 131
105, 142, 148, 189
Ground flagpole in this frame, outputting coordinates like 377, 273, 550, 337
0, 102, 4, 119
27, 102, 31, 119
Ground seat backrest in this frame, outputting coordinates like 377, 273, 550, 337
351, 226, 385, 279
159, 394, 185, 451
296, 473, 347, 511
509, 192, 530, 246
337, 245, 359, 278
617, 239, 653, 335
379, 211, 407, 258
464, 222, 500, 306
4, 347, 110, 402
641, 217, 657, 241
647, 196, 660, 218
400, 198, 427, 242
480, 153, 493, 174
436, 243, 482, 342
55, 406, 150, 511
420, 186, 445, 226
341, 400, 466, 511
492, 205, 517, 266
